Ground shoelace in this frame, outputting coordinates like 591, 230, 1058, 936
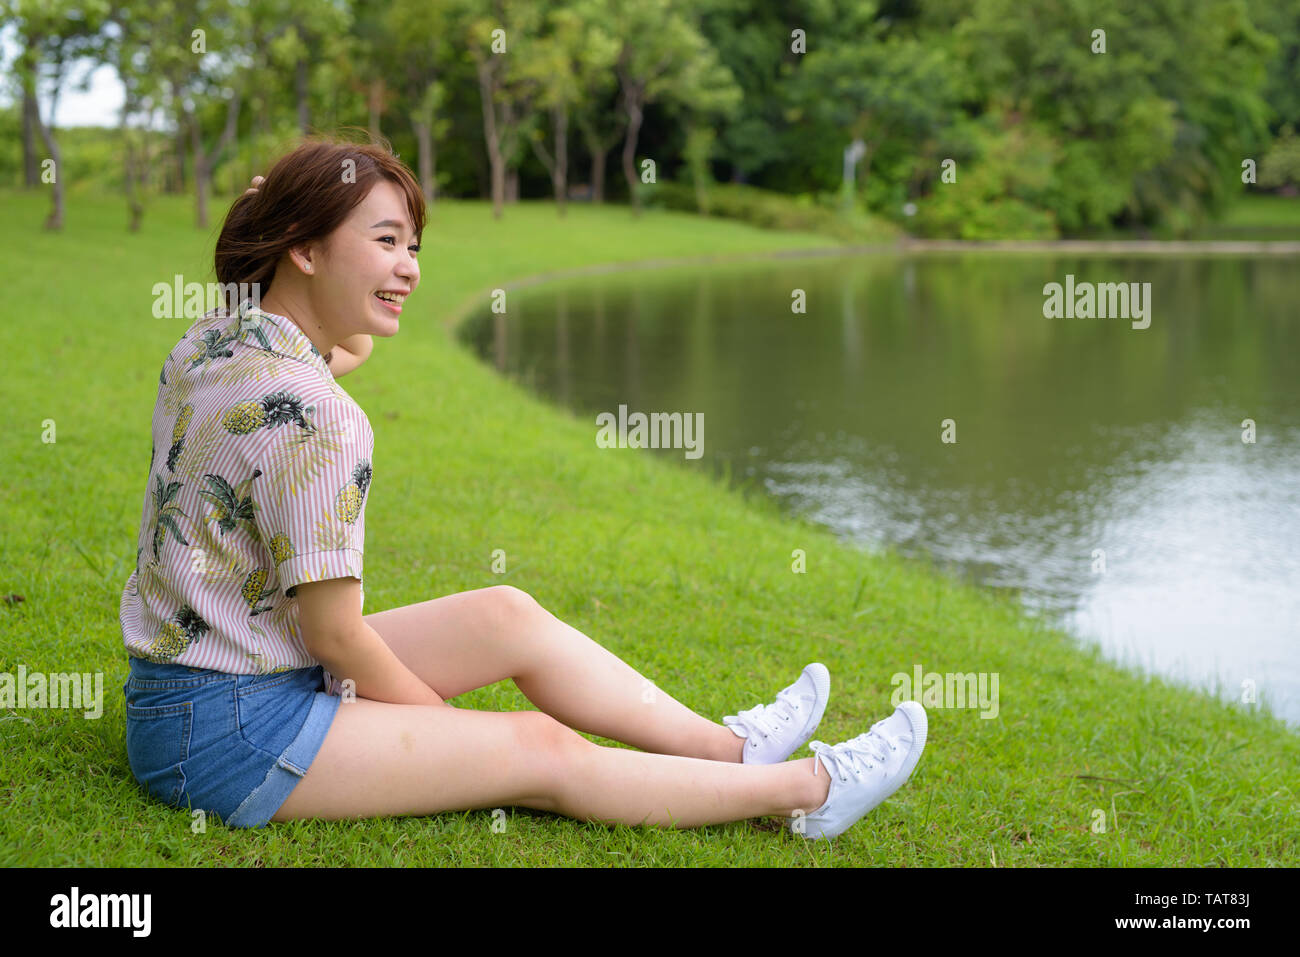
808, 721, 901, 783
723, 687, 805, 747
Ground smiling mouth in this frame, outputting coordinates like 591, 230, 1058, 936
374, 293, 404, 314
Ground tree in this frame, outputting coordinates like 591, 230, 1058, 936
1259, 125, 1300, 193
458, 0, 546, 219
954, 0, 1274, 233
567, 0, 621, 203
102, 0, 168, 230
788, 2, 959, 212
517, 2, 617, 215
138, 0, 252, 228
385, 0, 457, 204
606, 0, 741, 215
690, 0, 803, 186
2, 0, 109, 229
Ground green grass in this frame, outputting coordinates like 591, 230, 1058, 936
1192, 193, 1300, 239
2, 185, 1296, 867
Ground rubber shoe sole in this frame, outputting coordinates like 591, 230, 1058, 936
790, 700, 928, 841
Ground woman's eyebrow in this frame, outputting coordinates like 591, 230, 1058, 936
369, 219, 411, 230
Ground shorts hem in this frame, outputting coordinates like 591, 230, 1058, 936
225, 688, 342, 828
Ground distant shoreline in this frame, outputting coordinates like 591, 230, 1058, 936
894, 238, 1300, 254
441, 236, 1300, 334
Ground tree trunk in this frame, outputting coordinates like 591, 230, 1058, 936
621, 93, 643, 215
502, 95, 520, 204
414, 118, 434, 204
491, 159, 505, 216
190, 109, 208, 229
554, 105, 568, 217
35, 112, 64, 231
32, 45, 65, 231
576, 115, 612, 204
122, 97, 144, 232
592, 149, 606, 203
22, 81, 40, 187
190, 88, 242, 229
586, 127, 608, 204
476, 59, 504, 219
171, 75, 187, 194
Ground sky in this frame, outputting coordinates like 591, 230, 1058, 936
0, 23, 137, 128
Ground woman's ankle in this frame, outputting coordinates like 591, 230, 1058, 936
782, 757, 831, 817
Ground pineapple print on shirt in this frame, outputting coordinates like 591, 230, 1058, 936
255, 406, 369, 600
336, 461, 372, 524
222, 390, 318, 438
143, 604, 212, 662
167, 404, 193, 471
120, 297, 373, 674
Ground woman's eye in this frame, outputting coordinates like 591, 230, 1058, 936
380, 236, 420, 254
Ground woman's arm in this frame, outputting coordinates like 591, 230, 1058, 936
326, 333, 374, 377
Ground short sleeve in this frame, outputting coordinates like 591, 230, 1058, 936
252, 396, 374, 599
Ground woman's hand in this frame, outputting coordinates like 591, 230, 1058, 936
327, 334, 374, 378
244, 175, 264, 196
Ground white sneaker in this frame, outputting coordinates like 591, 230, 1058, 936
791, 700, 928, 840
724, 663, 830, 765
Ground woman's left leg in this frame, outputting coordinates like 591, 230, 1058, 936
363, 585, 745, 763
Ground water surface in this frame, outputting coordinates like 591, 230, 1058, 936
458, 253, 1300, 725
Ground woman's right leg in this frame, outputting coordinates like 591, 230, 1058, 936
271, 698, 832, 828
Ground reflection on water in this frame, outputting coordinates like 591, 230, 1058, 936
458, 253, 1300, 725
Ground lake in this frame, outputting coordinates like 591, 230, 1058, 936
457, 252, 1300, 726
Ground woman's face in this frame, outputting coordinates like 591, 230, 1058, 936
312, 178, 421, 336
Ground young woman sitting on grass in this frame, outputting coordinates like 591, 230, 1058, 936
118, 133, 928, 840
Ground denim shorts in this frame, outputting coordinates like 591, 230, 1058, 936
122, 657, 342, 828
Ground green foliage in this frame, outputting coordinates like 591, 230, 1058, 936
1259, 126, 1300, 190
0, 122, 162, 194
0, 105, 24, 187
911, 118, 1059, 240
681, 125, 718, 214
643, 179, 900, 242
4, 0, 1295, 238
1246, 0, 1300, 130
951, 0, 1275, 235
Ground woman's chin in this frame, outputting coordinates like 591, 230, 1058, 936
371, 299, 402, 329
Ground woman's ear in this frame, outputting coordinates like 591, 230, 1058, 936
286, 239, 314, 275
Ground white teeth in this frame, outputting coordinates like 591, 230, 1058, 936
375, 292, 405, 303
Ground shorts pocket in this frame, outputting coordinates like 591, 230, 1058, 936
124, 701, 192, 808
235, 671, 310, 758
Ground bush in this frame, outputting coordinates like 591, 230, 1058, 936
910, 118, 1060, 240
1259, 126, 1300, 192
642, 179, 900, 243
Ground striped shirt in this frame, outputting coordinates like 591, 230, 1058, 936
119, 297, 372, 680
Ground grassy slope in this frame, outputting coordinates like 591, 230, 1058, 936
1, 186, 1295, 867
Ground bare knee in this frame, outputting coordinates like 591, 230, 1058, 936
483, 585, 548, 666
510, 710, 592, 808
515, 709, 590, 756
490, 584, 543, 620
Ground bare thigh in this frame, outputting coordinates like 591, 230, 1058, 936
271, 698, 585, 823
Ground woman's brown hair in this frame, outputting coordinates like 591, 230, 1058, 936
214, 130, 426, 313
